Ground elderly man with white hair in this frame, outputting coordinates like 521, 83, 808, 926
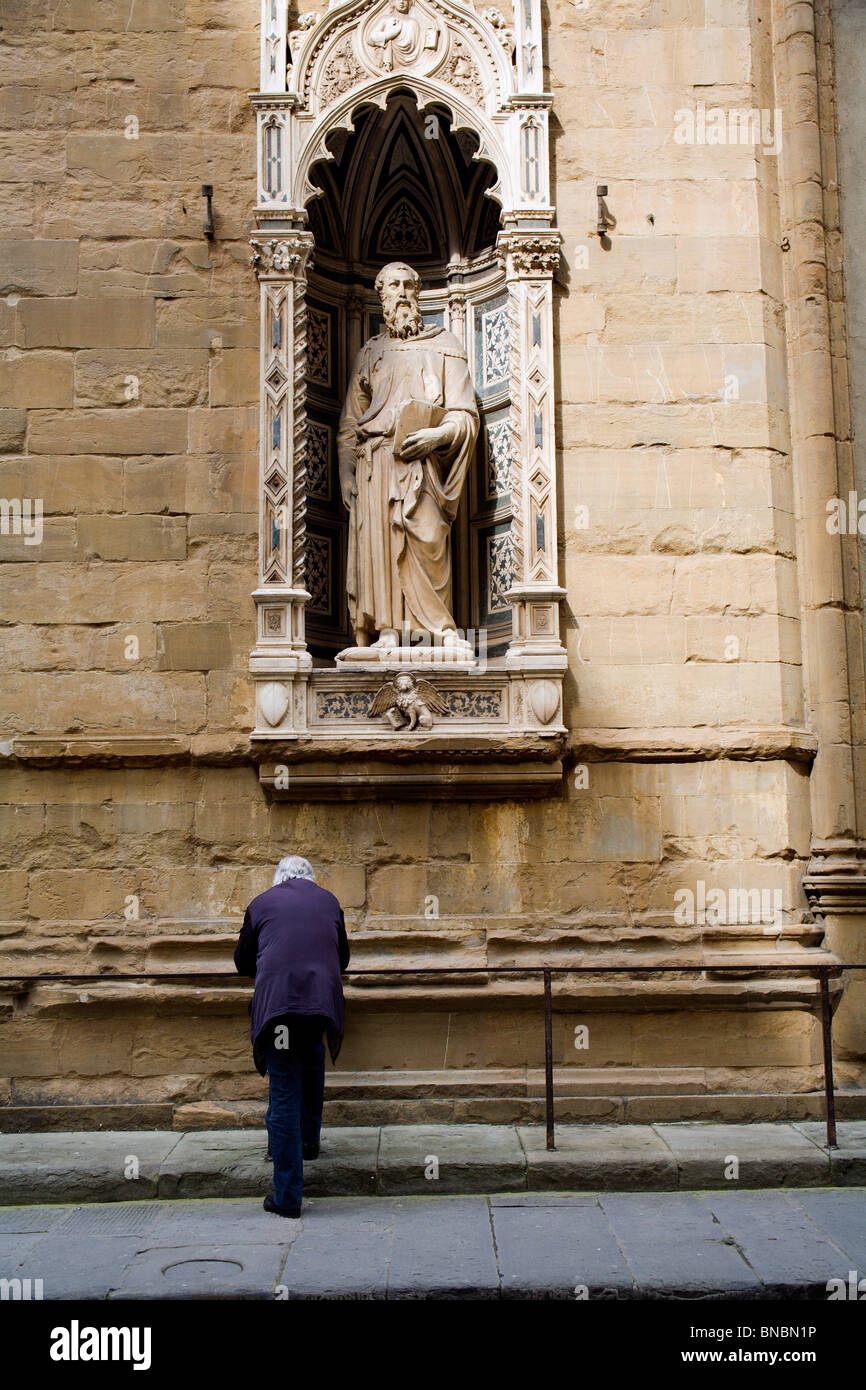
234, 856, 350, 1217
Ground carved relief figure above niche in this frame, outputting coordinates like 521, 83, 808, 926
249, 0, 567, 796
290, 0, 501, 111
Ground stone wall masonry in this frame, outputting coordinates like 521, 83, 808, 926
0, 240, 79, 296
74, 349, 210, 407
0, 760, 813, 940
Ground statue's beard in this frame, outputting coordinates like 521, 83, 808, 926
383, 299, 424, 339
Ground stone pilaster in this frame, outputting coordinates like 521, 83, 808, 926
497, 227, 567, 669
249, 232, 315, 735
773, 0, 866, 1059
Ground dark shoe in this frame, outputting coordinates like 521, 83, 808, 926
302, 1144, 320, 1160
263, 1194, 301, 1218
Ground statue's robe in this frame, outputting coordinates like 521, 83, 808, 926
337, 326, 479, 639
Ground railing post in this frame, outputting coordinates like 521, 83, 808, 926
819, 968, 838, 1149
543, 967, 555, 1150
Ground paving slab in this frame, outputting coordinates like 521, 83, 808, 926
0, 1204, 71, 1233
794, 1120, 866, 1184
699, 1190, 852, 1293
0, 1131, 182, 1204
491, 1192, 608, 1205
277, 1197, 395, 1299
387, 1196, 499, 1298
148, 1197, 309, 1247
655, 1122, 830, 1188
519, 1124, 677, 1191
491, 1196, 634, 1298
53, 1201, 169, 1237
13, 1234, 147, 1299
599, 1192, 762, 1296
788, 1189, 866, 1273
0, 1232, 48, 1270
377, 1124, 525, 1194
113, 1241, 287, 1300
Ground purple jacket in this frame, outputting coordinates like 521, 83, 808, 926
234, 878, 350, 1075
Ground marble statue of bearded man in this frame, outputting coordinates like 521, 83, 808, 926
336, 262, 479, 647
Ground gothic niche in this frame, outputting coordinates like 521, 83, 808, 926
304, 94, 509, 659
249, 0, 568, 795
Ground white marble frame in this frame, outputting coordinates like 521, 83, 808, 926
249, 0, 567, 751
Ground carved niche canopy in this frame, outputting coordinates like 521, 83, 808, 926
248, 0, 568, 797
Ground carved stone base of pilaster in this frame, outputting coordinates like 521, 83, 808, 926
506, 584, 569, 669
803, 840, 866, 916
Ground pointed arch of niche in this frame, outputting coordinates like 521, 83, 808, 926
307, 91, 501, 275
248, 0, 568, 796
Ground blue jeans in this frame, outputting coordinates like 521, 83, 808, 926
264, 1015, 326, 1210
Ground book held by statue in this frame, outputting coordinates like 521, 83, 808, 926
393, 398, 446, 456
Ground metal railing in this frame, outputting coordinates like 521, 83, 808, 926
2, 962, 864, 1150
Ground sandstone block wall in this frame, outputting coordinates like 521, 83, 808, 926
1, 0, 261, 744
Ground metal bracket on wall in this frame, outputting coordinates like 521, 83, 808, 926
596, 184, 615, 245
202, 184, 215, 239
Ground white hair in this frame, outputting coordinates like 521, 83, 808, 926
273, 855, 316, 885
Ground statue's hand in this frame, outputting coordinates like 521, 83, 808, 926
399, 425, 453, 460
341, 477, 357, 509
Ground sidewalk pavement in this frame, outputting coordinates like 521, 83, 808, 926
0, 1121, 864, 1205
1, 1189, 865, 1299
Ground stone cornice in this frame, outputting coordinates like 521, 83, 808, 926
0, 735, 251, 768
0, 965, 841, 1013
567, 725, 818, 764
1, 725, 819, 769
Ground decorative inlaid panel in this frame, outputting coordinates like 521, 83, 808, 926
488, 530, 515, 613
318, 691, 374, 719
305, 533, 331, 614
486, 417, 513, 499
307, 306, 331, 387
316, 688, 505, 720
445, 689, 503, 718
481, 303, 510, 387
307, 419, 332, 500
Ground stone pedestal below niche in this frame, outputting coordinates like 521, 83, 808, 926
251, 658, 567, 798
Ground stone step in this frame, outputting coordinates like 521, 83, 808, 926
1, 1122, 865, 1205
3, 1085, 866, 1132
321, 1066, 809, 1098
